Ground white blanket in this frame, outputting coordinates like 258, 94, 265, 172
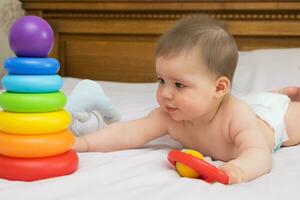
1, 48, 300, 200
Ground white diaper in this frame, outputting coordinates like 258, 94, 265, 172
239, 92, 291, 152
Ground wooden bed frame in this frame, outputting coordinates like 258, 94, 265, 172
21, 0, 300, 82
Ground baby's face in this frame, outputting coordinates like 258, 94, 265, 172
155, 50, 218, 122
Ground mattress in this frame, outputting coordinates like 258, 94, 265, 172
1, 48, 300, 199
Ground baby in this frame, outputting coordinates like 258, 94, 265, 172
72, 16, 300, 184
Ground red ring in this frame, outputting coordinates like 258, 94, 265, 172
0, 150, 78, 181
167, 150, 228, 184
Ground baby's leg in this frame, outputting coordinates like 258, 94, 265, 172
283, 101, 300, 146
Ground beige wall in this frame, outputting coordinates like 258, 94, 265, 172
0, 27, 13, 79
0, 0, 24, 87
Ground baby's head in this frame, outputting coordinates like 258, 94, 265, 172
156, 15, 238, 85
155, 15, 238, 121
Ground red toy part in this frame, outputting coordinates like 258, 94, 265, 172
167, 150, 229, 185
0, 150, 78, 181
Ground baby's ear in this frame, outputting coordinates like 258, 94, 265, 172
214, 76, 230, 98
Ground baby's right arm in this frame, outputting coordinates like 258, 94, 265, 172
220, 103, 272, 184
73, 108, 169, 152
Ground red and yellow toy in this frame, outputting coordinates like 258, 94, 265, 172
168, 149, 229, 185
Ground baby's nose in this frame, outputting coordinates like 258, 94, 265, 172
161, 86, 174, 100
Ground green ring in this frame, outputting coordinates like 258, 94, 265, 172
0, 92, 67, 113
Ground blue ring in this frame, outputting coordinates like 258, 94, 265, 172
1, 75, 63, 93
4, 57, 60, 75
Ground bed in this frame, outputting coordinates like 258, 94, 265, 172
2, 0, 300, 199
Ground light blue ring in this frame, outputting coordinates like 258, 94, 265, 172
4, 57, 60, 75
1, 75, 63, 93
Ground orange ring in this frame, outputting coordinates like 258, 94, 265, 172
0, 129, 74, 158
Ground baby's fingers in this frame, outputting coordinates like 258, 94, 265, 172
220, 163, 247, 184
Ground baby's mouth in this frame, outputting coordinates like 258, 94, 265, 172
165, 106, 177, 113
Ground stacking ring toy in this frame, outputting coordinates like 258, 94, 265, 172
2, 74, 63, 93
0, 110, 71, 134
168, 149, 229, 184
0, 129, 74, 158
0, 150, 78, 181
0, 92, 66, 112
4, 57, 59, 75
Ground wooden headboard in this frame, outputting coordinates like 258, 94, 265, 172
21, 0, 300, 82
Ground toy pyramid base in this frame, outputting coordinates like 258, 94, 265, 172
0, 150, 78, 181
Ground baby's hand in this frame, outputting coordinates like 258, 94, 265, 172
72, 137, 89, 152
220, 163, 248, 184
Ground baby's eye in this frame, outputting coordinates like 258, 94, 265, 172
175, 82, 185, 88
157, 77, 165, 84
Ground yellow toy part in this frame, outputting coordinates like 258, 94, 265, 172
0, 129, 74, 158
0, 110, 71, 134
175, 149, 204, 178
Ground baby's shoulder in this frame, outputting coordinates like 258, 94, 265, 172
147, 107, 184, 135
225, 95, 254, 115
225, 96, 258, 129
140, 107, 172, 136
146, 107, 172, 125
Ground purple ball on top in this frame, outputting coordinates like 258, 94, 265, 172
9, 16, 54, 57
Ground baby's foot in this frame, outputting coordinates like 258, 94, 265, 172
276, 86, 300, 101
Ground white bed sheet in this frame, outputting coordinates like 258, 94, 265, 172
1, 48, 300, 200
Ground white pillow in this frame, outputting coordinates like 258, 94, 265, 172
232, 48, 300, 96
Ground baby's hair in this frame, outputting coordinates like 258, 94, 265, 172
155, 15, 238, 82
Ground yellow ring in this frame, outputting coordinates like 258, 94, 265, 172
0, 110, 71, 134
0, 129, 74, 158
